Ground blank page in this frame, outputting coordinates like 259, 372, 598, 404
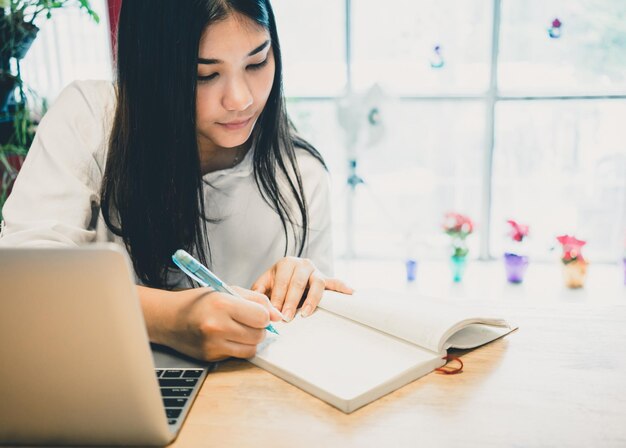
320, 290, 511, 353
250, 309, 443, 412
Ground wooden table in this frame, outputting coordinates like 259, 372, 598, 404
171, 261, 626, 448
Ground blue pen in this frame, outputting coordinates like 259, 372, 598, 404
172, 249, 279, 335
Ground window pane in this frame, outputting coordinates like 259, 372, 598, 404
352, 0, 493, 95
499, 0, 626, 95
20, 0, 112, 101
289, 100, 486, 259
491, 100, 626, 262
272, 0, 346, 96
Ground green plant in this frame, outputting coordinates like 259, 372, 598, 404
1, 0, 99, 62
0, 91, 43, 219
0, 142, 28, 221
1, 0, 99, 24
0, 0, 98, 219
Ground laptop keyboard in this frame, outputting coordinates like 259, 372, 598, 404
155, 369, 204, 425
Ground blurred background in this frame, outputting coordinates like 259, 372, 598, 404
2, 0, 625, 267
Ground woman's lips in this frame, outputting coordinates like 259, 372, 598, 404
218, 117, 253, 130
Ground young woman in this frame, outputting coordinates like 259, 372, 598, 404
0, 0, 352, 361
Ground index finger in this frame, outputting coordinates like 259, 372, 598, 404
281, 263, 315, 321
268, 261, 295, 311
233, 286, 284, 322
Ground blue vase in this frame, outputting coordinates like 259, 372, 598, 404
450, 255, 467, 283
504, 253, 529, 284
405, 259, 418, 282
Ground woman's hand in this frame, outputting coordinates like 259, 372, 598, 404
251, 257, 353, 322
140, 285, 282, 361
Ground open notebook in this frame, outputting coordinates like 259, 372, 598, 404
250, 289, 516, 413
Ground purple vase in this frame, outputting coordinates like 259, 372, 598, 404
504, 253, 529, 284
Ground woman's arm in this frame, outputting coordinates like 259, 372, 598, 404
0, 82, 110, 247
136, 285, 282, 361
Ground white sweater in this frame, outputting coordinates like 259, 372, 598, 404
0, 80, 333, 288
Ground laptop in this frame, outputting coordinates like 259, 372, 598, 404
0, 244, 212, 446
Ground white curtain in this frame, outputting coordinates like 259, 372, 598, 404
18, 0, 113, 105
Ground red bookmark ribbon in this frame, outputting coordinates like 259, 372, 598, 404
435, 355, 464, 375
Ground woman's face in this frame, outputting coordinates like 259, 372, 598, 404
196, 14, 275, 152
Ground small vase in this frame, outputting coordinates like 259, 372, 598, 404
9, 22, 40, 60
450, 255, 467, 283
563, 259, 588, 289
405, 258, 417, 282
0, 72, 18, 114
504, 253, 529, 284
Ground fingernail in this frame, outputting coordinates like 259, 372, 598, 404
283, 308, 293, 322
301, 305, 312, 318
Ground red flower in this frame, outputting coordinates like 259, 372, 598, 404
507, 219, 529, 242
556, 235, 586, 263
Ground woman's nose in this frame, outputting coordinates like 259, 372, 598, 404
222, 76, 253, 112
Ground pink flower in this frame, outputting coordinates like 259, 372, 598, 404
556, 235, 586, 263
443, 212, 474, 237
507, 219, 529, 242
552, 18, 562, 28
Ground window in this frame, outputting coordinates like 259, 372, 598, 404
271, 0, 345, 97
276, 0, 626, 262
352, 0, 492, 95
499, 0, 626, 96
491, 100, 626, 261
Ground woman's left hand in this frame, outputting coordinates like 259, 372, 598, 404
251, 257, 353, 322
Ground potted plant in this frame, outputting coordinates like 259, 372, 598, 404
556, 235, 588, 289
442, 212, 474, 282
0, 98, 41, 219
0, 0, 99, 58
503, 219, 530, 284
0, 0, 98, 218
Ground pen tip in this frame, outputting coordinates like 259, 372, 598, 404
267, 326, 279, 335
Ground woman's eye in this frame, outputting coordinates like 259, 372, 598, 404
197, 73, 218, 83
197, 59, 267, 83
247, 59, 268, 71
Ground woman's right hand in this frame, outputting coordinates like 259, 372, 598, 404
140, 285, 282, 361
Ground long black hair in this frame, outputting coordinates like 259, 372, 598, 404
100, 0, 324, 288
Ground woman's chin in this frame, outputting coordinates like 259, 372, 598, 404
213, 132, 253, 149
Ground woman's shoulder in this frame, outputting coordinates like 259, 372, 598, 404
52, 80, 116, 118
34, 80, 117, 169
41, 80, 116, 136
292, 141, 327, 177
